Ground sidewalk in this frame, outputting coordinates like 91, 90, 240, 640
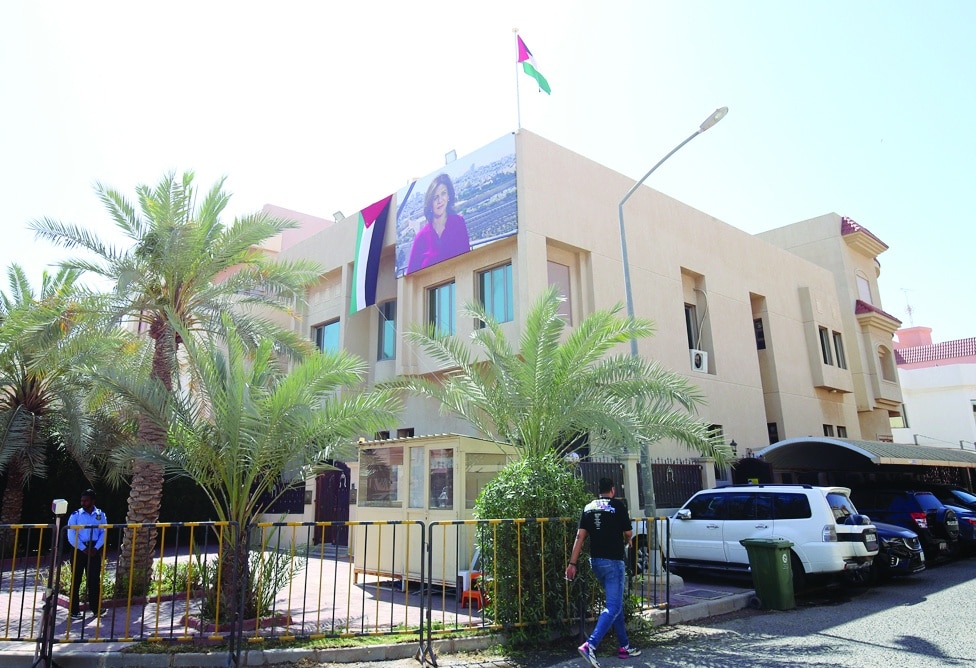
0, 576, 754, 667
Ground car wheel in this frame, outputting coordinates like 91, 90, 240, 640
790, 552, 807, 593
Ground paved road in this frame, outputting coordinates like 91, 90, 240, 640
371, 557, 976, 668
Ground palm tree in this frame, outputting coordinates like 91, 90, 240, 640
0, 265, 128, 534
389, 285, 729, 465
99, 314, 399, 619
31, 171, 323, 590
387, 286, 728, 638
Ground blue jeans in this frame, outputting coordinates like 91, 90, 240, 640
587, 558, 628, 650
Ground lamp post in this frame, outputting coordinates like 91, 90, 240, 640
619, 106, 728, 517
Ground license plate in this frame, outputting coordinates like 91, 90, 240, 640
920, 551, 926, 562
938, 541, 948, 552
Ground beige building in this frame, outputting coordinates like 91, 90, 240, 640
277, 130, 903, 476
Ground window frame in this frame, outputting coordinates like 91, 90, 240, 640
685, 304, 699, 350
427, 281, 456, 335
754, 318, 767, 350
377, 300, 396, 361
547, 260, 573, 323
478, 262, 514, 325
313, 319, 340, 353
832, 331, 847, 369
818, 326, 834, 365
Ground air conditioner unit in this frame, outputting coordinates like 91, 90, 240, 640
690, 349, 708, 372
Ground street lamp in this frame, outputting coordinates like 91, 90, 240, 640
618, 106, 728, 517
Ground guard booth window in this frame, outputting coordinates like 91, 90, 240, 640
429, 448, 454, 509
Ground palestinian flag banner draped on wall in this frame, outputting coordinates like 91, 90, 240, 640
350, 194, 394, 314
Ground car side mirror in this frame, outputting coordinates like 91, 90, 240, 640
843, 513, 870, 526
675, 509, 691, 520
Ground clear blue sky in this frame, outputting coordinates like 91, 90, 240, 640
2, 1, 972, 341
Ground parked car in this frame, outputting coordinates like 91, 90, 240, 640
898, 483, 976, 514
871, 521, 925, 582
667, 484, 879, 590
849, 488, 960, 561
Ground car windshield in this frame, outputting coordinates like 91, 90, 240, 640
826, 492, 859, 522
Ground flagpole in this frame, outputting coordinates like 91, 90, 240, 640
513, 27, 521, 129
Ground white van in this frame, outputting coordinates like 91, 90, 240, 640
667, 484, 879, 588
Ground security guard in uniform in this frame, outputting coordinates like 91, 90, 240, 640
66, 489, 107, 619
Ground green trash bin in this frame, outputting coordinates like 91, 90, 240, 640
739, 538, 796, 610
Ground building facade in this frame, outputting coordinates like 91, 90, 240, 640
892, 326, 976, 449
276, 130, 903, 470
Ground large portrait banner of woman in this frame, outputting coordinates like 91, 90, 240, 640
395, 133, 518, 278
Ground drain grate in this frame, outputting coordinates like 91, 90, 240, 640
680, 588, 730, 599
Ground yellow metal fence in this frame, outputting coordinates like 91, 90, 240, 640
1, 517, 671, 665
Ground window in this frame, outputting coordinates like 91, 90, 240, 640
724, 493, 757, 521
465, 453, 508, 509
313, 320, 340, 352
818, 327, 833, 365
547, 261, 572, 323
375, 430, 390, 440
377, 300, 396, 361
767, 422, 780, 445
428, 281, 456, 335
773, 493, 811, 520
479, 263, 514, 324
397, 427, 415, 438
685, 492, 725, 520
832, 331, 847, 369
890, 407, 908, 430
856, 272, 872, 304
754, 318, 766, 350
685, 304, 699, 349
359, 447, 403, 508
429, 448, 454, 509
837, 426, 848, 438
408, 447, 425, 509
823, 424, 835, 437
879, 346, 896, 382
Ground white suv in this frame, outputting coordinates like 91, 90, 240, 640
667, 484, 879, 588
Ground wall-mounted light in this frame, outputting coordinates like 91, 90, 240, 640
445, 149, 457, 164
730, 440, 738, 456
333, 211, 345, 222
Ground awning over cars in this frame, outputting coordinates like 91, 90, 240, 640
756, 437, 976, 470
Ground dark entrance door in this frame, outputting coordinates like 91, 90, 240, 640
314, 462, 351, 546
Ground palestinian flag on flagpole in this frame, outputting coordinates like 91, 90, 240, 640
517, 35, 551, 94
350, 194, 393, 314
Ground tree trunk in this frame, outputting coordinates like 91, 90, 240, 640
115, 320, 174, 596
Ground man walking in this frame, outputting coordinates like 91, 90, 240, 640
565, 478, 641, 667
66, 489, 107, 620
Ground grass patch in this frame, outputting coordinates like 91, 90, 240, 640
122, 625, 497, 654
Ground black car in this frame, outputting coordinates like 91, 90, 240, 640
849, 488, 960, 560
871, 521, 925, 581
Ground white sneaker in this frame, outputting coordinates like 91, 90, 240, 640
578, 641, 601, 668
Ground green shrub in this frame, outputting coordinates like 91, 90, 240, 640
474, 454, 591, 644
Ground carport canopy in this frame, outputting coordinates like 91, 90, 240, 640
756, 437, 976, 470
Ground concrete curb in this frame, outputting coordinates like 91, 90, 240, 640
3, 592, 754, 666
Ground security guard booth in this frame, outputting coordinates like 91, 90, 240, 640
353, 434, 518, 586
